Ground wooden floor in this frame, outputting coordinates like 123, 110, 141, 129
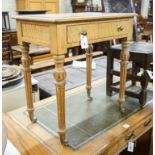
3, 79, 153, 155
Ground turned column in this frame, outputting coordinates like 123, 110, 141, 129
53, 55, 67, 145
85, 45, 93, 99
118, 41, 130, 112
21, 42, 36, 122
140, 70, 149, 107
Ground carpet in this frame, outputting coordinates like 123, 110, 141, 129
34, 80, 153, 150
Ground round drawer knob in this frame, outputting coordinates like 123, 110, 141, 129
117, 26, 124, 32
81, 31, 87, 36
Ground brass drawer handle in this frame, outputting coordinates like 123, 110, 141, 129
117, 26, 124, 32
81, 31, 87, 36
125, 132, 135, 141
144, 119, 152, 127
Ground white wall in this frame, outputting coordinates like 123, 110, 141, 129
141, 0, 150, 19
93, 0, 102, 7
2, 0, 16, 30
59, 0, 72, 13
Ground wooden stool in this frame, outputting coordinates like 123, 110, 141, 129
106, 41, 153, 107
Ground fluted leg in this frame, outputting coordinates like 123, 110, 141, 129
85, 45, 93, 99
53, 55, 68, 145
21, 42, 36, 123
118, 41, 130, 112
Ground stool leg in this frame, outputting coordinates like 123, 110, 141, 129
85, 45, 93, 99
53, 55, 68, 145
118, 41, 130, 112
21, 42, 36, 123
131, 62, 137, 86
140, 70, 148, 107
106, 51, 114, 96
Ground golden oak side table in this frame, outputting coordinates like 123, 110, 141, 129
13, 13, 135, 144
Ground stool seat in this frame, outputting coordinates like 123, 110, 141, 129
111, 41, 153, 54
110, 41, 153, 68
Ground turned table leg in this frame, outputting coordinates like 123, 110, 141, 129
85, 45, 93, 99
21, 42, 36, 123
53, 55, 67, 145
118, 41, 130, 112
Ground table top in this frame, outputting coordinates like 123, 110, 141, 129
13, 12, 136, 23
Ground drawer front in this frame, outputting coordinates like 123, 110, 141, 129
133, 115, 152, 138
98, 20, 129, 38
102, 131, 133, 155
118, 116, 152, 153
98, 21, 118, 38
99, 115, 152, 155
67, 20, 130, 44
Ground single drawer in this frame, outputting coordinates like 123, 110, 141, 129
67, 19, 130, 44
